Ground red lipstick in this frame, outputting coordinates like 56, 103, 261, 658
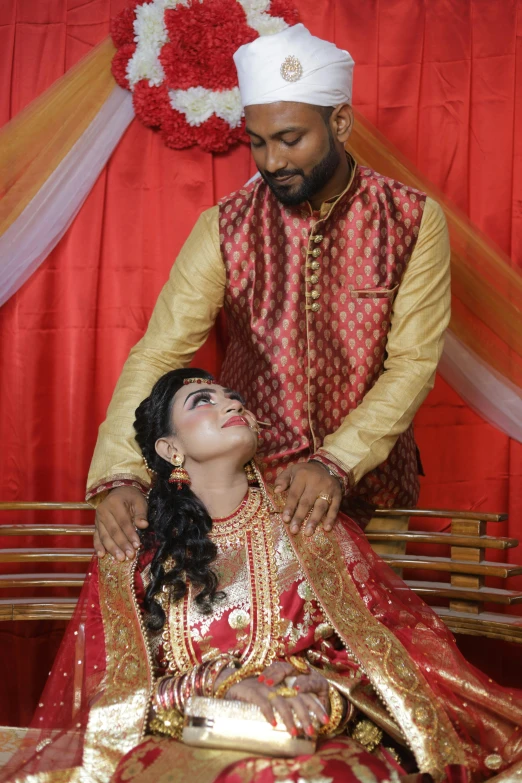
222, 415, 249, 428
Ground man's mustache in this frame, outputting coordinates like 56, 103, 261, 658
263, 168, 304, 182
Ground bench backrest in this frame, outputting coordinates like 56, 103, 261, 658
1, 503, 521, 642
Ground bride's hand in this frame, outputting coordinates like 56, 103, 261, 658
220, 663, 331, 737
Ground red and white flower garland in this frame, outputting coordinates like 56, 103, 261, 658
111, 0, 299, 153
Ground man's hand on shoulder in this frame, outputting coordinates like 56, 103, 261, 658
274, 462, 342, 537
94, 486, 149, 561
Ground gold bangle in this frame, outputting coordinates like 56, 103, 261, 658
287, 655, 309, 674
318, 684, 346, 736
214, 665, 264, 699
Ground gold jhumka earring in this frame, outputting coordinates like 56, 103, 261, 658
169, 454, 191, 490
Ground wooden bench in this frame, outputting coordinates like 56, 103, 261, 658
1, 502, 522, 643
366, 508, 522, 643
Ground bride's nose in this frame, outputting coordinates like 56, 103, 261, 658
224, 398, 243, 413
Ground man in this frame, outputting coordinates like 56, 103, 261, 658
88, 24, 450, 560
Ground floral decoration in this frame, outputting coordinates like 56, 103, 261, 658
110, 0, 299, 153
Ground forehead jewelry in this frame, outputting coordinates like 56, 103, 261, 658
182, 377, 216, 385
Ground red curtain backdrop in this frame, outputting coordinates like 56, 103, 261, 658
1, 0, 522, 724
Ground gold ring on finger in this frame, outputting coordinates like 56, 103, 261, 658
317, 493, 332, 505
275, 686, 299, 698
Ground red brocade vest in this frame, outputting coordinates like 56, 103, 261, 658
218, 165, 426, 509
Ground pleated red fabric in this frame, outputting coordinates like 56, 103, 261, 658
0, 0, 521, 725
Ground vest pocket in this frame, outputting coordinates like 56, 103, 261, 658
349, 284, 399, 300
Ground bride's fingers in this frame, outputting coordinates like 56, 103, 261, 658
227, 682, 276, 727
258, 661, 294, 686
300, 693, 330, 726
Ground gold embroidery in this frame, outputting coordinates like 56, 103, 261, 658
80, 556, 153, 781
161, 590, 195, 674
287, 524, 466, 778
162, 490, 281, 674
241, 496, 281, 668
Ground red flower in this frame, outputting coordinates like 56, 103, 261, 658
110, 1, 141, 48
234, 116, 250, 145
195, 115, 241, 154
160, 108, 197, 150
132, 81, 170, 128
268, 0, 299, 25
160, 0, 258, 91
111, 43, 136, 90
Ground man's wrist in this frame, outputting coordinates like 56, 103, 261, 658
309, 455, 349, 495
86, 477, 150, 504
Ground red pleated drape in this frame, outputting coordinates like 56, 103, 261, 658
1, 0, 521, 725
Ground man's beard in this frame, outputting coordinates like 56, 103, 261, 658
260, 130, 341, 206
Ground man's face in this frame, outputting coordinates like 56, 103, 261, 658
244, 102, 342, 206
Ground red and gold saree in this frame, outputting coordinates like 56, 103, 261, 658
3, 487, 522, 783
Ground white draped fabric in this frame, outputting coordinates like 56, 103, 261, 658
438, 332, 522, 443
0, 86, 134, 308
0, 85, 521, 444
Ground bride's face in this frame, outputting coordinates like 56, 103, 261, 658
158, 382, 258, 466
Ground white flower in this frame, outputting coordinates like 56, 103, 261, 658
134, 3, 168, 51
213, 88, 243, 127
170, 87, 215, 125
170, 87, 243, 128
238, 0, 289, 36
238, 0, 271, 13
127, 1, 171, 87
250, 13, 287, 35
127, 48, 166, 88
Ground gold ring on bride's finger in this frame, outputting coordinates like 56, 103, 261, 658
271, 686, 299, 698
317, 493, 332, 505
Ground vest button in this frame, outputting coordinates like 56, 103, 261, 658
311, 302, 321, 313
313, 234, 324, 244
311, 290, 320, 300
309, 248, 321, 258
310, 261, 320, 271
309, 274, 319, 285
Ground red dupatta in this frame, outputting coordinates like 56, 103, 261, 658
3, 489, 522, 782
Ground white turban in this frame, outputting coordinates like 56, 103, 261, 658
233, 24, 354, 108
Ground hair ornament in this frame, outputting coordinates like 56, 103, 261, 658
143, 455, 157, 476
182, 377, 216, 385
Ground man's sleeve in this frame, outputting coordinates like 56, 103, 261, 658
314, 197, 451, 487
86, 206, 224, 505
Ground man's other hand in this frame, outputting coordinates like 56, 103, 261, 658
273, 462, 342, 537
94, 486, 149, 561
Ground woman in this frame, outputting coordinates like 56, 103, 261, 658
4, 368, 522, 783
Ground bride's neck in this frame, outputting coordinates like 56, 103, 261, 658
188, 461, 249, 519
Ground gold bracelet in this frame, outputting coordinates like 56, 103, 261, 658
318, 684, 346, 736
149, 707, 184, 740
214, 665, 264, 699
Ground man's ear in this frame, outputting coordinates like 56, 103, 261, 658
331, 104, 353, 144
155, 437, 182, 466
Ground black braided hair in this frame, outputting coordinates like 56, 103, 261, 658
133, 368, 223, 631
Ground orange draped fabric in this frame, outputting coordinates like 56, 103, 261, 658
1, 0, 522, 725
